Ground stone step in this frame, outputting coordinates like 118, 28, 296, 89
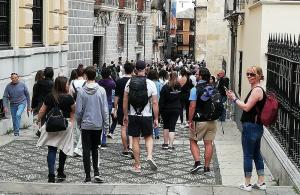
0, 182, 297, 195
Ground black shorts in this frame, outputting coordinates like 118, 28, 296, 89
161, 111, 180, 132
117, 108, 124, 126
128, 115, 153, 137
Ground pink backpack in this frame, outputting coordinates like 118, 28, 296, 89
259, 90, 279, 127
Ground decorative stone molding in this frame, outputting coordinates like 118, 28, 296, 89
94, 10, 112, 27
136, 15, 146, 26
118, 12, 130, 24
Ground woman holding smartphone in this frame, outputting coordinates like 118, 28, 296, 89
226, 66, 267, 192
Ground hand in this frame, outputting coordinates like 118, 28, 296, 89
113, 110, 117, 119
3, 107, 8, 113
189, 122, 195, 132
123, 115, 128, 127
27, 108, 32, 112
153, 119, 159, 128
226, 90, 235, 100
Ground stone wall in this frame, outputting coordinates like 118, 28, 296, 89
68, 0, 94, 69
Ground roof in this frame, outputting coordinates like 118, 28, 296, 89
176, 7, 194, 19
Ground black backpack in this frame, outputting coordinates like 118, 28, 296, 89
193, 83, 223, 121
128, 76, 149, 115
45, 98, 68, 132
72, 81, 86, 101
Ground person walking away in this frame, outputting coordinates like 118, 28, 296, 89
31, 70, 44, 115
107, 89, 118, 139
216, 70, 229, 121
179, 68, 193, 128
69, 67, 86, 156
114, 62, 134, 158
3, 73, 31, 136
36, 76, 75, 183
123, 60, 159, 173
147, 69, 162, 139
75, 66, 109, 183
226, 66, 267, 192
32, 67, 54, 136
159, 72, 181, 150
188, 67, 218, 175
97, 67, 116, 149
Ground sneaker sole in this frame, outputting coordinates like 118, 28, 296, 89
147, 159, 158, 171
190, 166, 202, 174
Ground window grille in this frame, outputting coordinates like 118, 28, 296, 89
0, 0, 10, 47
32, 0, 43, 44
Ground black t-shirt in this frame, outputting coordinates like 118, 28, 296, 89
44, 94, 74, 118
115, 77, 131, 108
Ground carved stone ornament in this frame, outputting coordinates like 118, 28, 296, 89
238, 13, 245, 25
118, 13, 130, 24
137, 16, 146, 26
94, 10, 111, 27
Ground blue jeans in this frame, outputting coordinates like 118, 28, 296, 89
219, 96, 227, 121
242, 122, 264, 177
47, 146, 67, 175
10, 103, 26, 135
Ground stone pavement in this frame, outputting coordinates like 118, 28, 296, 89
0, 120, 298, 195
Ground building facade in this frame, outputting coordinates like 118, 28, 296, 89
0, 0, 69, 135
93, 0, 153, 66
195, 0, 229, 75
176, 8, 195, 58
68, 0, 94, 69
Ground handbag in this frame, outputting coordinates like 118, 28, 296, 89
45, 99, 68, 132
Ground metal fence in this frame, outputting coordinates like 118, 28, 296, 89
266, 33, 300, 169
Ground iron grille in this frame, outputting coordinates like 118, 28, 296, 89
266, 33, 300, 170
32, 0, 43, 44
0, 0, 10, 47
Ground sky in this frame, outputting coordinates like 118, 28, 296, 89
177, 0, 194, 12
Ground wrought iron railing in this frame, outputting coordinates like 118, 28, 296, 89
266, 33, 300, 169
154, 27, 166, 40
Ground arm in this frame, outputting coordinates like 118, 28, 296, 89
227, 88, 263, 112
152, 95, 159, 128
75, 91, 83, 125
38, 103, 47, 121
113, 96, 119, 118
188, 100, 196, 131
100, 90, 109, 131
31, 83, 38, 109
69, 104, 75, 124
24, 84, 31, 111
123, 92, 129, 127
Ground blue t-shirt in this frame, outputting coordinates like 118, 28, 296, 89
189, 80, 207, 101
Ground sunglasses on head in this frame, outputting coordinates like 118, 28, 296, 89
246, 72, 256, 77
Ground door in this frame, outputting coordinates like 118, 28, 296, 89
93, 36, 103, 67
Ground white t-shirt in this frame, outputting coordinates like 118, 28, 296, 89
69, 79, 86, 95
125, 78, 157, 116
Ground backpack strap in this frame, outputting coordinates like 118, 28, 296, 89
72, 82, 77, 94
253, 86, 266, 123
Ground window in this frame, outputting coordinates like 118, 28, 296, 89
32, 0, 43, 44
177, 34, 183, 46
190, 19, 195, 31
137, 25, 143, 46
177, 20, 183, 31
118, 24, 125, 50
0, 0, 10, 47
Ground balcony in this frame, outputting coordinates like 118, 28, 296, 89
224, 0, 245, 24
153, 27, 166, 42
95, 0, 118, 11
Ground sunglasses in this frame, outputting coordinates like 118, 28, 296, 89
246, 72, 256, 77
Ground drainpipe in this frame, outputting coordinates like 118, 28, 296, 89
127, 18, 129, 60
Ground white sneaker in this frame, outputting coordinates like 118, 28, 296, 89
239, 183, 252, 192
252, 182, 266, 190
107, 133, 114, 139
180, 124, 185, 128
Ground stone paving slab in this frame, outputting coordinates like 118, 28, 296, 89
0, 140, 221, 185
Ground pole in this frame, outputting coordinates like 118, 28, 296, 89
144, 20, 146, 61
127, 18, 129, 60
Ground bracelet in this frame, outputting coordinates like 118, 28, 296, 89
233, 98, 239, 103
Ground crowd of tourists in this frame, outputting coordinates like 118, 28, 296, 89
2, 58, 267, 191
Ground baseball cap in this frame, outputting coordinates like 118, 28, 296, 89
135, 60, 146, 70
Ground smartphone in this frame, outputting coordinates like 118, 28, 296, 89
224, 86, 229, 92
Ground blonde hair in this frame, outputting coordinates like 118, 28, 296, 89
168, 71, 178, 89
251, 66, 264, 81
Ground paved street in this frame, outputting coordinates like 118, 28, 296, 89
0, 121, 298, 195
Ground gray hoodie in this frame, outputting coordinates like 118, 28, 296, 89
75, 82, 109, 131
